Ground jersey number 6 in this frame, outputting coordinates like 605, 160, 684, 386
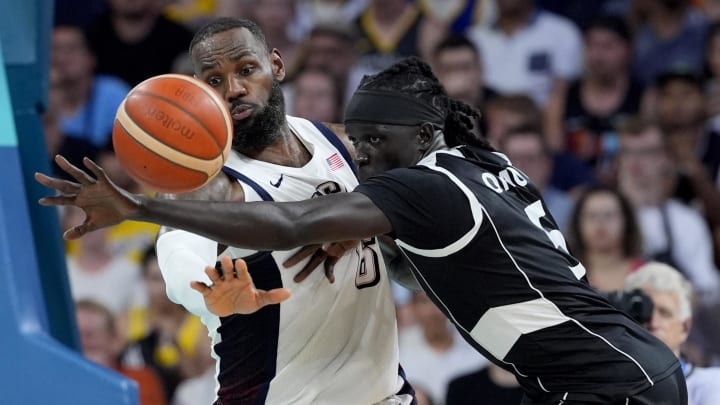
355, 238, 381, 289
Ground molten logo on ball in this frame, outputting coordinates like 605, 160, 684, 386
144, 105, 197, 140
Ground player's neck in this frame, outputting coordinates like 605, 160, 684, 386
417, 134, 448, 163
243, 123, 312, 168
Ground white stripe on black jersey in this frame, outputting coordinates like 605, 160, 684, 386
355, 146, 679, 403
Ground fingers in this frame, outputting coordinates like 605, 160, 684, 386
260, 288, 292, 306
322, 240, 358, 258
54, 155, 96, 185
38, 195, 78, 207
63, 222, 94, 240
34, 172, 81, 194
83, 157, 109, 182
293, 249, 327, 283
233, 258, 250, 281
215, 255, 237, 279
190, 280, 212, 295
324, 256, 338, 284
283, 244, 321, 268
205, 264, 221, 284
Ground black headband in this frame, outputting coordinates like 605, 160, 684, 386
343, 89, 445, 126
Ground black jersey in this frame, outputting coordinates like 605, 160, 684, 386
355, 147, 679, 402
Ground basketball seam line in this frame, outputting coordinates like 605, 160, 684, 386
131, 90, 225, 156
115, 115, 212, 179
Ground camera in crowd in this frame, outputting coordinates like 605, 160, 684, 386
604, 289, 654, 325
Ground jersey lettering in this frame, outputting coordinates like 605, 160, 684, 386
482, 167, 527, 193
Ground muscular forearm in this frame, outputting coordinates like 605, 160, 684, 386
135, 196, 305, 250
132, 192, 389, 251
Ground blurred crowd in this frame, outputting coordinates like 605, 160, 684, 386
46, 0, 720, 404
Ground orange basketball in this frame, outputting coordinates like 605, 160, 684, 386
113, 74, 233, 193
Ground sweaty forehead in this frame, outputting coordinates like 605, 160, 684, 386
191, 28, 266, 69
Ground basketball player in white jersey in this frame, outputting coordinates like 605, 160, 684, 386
61, 17, 410, 405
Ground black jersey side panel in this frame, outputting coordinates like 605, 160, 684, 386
213, 253, 281, 404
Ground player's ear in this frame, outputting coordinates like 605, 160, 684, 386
269, 48, 285, 81
417, 122, 435, 151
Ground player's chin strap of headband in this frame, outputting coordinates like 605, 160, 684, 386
343, 89, 446, 127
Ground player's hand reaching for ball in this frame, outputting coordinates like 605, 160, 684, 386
192, 256, 291, 316
35, 155, 140, 240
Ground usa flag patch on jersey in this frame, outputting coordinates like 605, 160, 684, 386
326, 153, 344, 170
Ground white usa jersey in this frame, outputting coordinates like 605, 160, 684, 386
215, 116, 411, 404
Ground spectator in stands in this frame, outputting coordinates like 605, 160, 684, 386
64, 205, 147, 317
171, 330, 216, 405
499, 125, 574, 231
354, 0, 445, 72
616, 118, 720, 304
293, 0, 368, 38
485, 95, 594, 193
445, 363, 523, 405
700, 0, 720, 21
164, 0, 217, 29
419, 0, 498, 33
468, 0, 583, 108
546, 15, 644, 180
535, 0, 630, 29
432, 34, 497, 112
654, 70, 720, 219
299, 21, 369, 110
122, 247, 205, 401
703, 23, 720, 117
49, 25, 129, 175
567, 186, 644, 292
287, 68, 343, 123
399, 291, 487, 405
247, 0, 302, 75
76, 299, 167, 405
632, 0, 708, 86
625, 262, 720, 404
86, 0, 194, 86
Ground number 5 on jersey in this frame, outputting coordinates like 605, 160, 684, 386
524, 200, 586, 279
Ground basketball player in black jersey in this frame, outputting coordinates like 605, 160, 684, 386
38, 58, 686, 404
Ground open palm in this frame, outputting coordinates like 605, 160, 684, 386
191, 256, 291, 316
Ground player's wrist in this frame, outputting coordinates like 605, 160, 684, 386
129, 194, 151, 221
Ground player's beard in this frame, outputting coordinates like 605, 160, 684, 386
231, 79, 285, 154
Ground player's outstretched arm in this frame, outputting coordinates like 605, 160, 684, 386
37, 155, 393, 250
191, 256, 291, 316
